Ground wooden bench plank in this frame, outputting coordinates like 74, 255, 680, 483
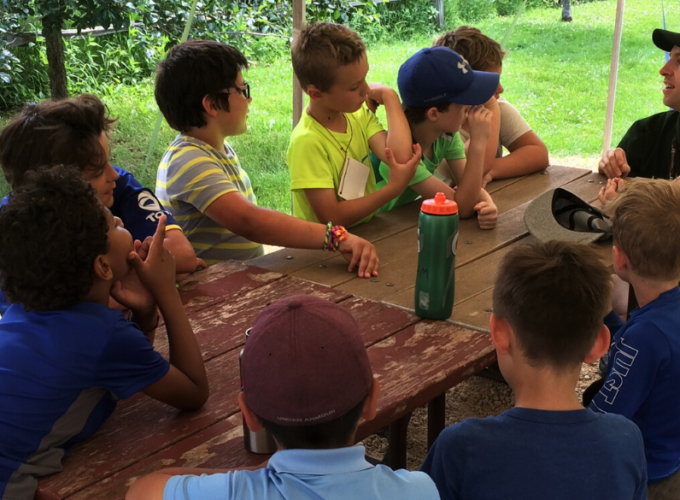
177, 262, 285, 316
492, 166, 589, 215
484, 175, 526, 194
155, 277, 351, 362
384, 236, 523, 312
358, 321, 496, 438
64, 414, 267, 500
450, 237, 614, 331
38, 296, 419, 499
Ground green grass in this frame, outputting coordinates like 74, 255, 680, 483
1, 0, 678, 213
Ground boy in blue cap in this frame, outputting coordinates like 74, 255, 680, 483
375, 47, 499, 229
422, 241, 647, 500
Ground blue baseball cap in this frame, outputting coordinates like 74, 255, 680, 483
398, 47, 500, 107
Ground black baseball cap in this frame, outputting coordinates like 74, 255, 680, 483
653, 29, 680, 52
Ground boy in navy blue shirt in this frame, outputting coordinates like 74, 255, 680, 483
589, 179, 680, 498
0, 94, 202, 275
127, 295, 439, 500
0, 166, 209, 499
422, 241, 647, 500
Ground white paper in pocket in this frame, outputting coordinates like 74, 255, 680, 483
338, 156, 370, 200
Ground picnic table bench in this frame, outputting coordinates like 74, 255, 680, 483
36, 165, 607, 500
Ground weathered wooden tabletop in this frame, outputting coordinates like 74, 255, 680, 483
36, 165, 607, 500
37, 260, 495, 500
252, 165, 610, 331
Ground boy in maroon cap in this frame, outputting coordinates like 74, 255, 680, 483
127, 295, 440, 500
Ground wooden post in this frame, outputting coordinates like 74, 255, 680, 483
434, 0, 444, 29
292, 0, 305, 128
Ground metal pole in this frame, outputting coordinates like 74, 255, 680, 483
293, 0, 305, 128
602, 0, 625, 153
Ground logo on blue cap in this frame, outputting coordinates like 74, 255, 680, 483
397, 47, 500, 108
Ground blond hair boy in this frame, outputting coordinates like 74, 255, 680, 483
288, 22, 420, 227
589, 179, 680, 498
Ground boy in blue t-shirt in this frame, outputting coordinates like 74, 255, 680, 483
127, 295, 439, 500
0, 94, 202, 275
589, 179, 680, 498
422, 241, 647, 500
0, 166, 209, 499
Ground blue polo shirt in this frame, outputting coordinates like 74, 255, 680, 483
163, 445, 440, 500
422, 408, 647, 500
591, 286, 680, 482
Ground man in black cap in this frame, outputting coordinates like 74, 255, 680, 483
599, 29, 680, 181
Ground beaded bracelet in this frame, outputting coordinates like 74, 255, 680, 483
323, 221, 348, 252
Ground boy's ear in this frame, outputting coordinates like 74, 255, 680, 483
489, 313, 512, 355
612, 245, 629, 273
426, 106, 439, 122
93, 255, 113, 282
306, 85, 323, 101
238, 392, 263, 432
201, 95, 220, 118
584, 325, 610, 364
360, 378, 380, 421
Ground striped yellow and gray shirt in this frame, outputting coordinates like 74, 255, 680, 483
155, 135, 264, 265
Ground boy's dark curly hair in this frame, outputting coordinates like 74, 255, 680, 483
0, 165, 110, 311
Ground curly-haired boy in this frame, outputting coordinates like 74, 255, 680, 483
0, 166, 208, 499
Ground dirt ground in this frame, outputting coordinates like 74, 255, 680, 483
363, 361, 601, 470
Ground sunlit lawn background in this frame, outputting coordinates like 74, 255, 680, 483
1, 0, 678, 214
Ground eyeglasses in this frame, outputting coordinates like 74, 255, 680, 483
221, 82, 250, 100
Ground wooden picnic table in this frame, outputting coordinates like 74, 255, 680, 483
252, 165, 610, 331
36, 165, 607, 500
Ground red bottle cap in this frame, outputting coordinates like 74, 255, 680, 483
421, 192, 458, 215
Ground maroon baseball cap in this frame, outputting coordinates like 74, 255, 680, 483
242, 295, 374, 426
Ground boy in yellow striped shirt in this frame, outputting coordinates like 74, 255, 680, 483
154, 40, 379, 276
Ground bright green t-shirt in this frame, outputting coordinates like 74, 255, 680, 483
287, 104, 384, 224
376, 132, 466, 213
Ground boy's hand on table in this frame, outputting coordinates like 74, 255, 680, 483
467, 106, 492, 142
475, 200, 498, 230
384, 144, 422, 189
127, 216, 177, 299
599, 148, 631, 179
339, 234, 380, 278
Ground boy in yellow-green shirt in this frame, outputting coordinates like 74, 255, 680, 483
288, 22, 421, 227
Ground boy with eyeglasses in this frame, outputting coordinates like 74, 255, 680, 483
154, 41, 379, 277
